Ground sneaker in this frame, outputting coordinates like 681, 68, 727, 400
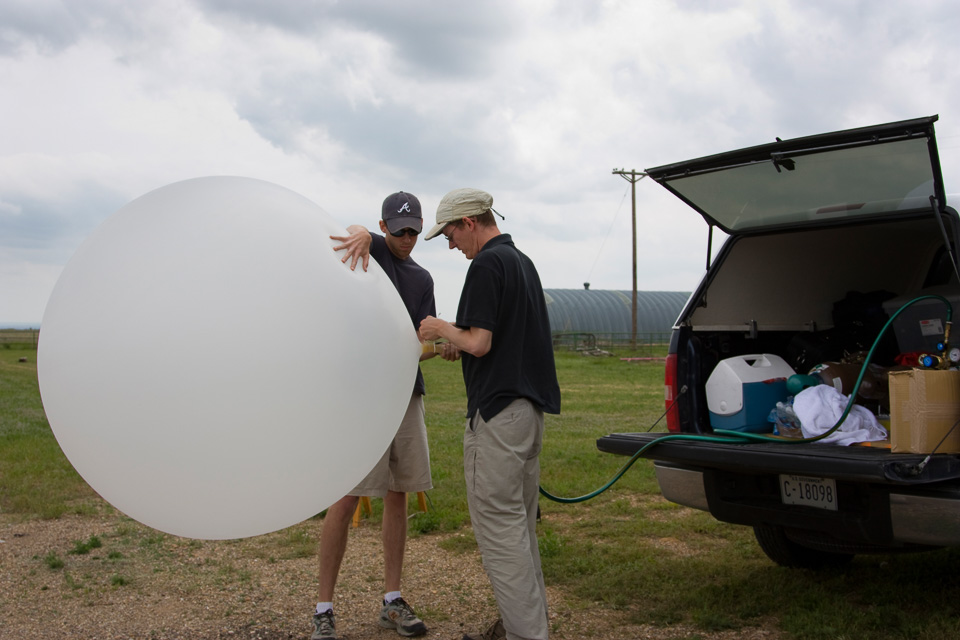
461, 618, 506, 640
311, 609, 337, 640
378, 597, 428, 637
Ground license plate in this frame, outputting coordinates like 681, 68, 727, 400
779, 474, 838, 511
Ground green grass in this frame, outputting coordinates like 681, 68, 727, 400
0, 345, 98, 518
4, 345, 960, 639
43, 551, 65, 570
69, 535, 103, 555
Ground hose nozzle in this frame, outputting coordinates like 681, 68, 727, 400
921, 321, 953, 369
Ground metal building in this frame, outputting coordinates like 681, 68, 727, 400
543, 288, 690, 346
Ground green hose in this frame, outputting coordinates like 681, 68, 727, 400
539, 294, 954, 504
539, 432, 746, 503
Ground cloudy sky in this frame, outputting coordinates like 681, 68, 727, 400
3, 0, 960, 325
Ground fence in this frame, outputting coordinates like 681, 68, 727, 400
0, 329, 39, 349
1, 328, 670, 357
551, 331, 670, 356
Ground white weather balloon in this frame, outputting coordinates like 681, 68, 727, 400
38, 177, 420, 540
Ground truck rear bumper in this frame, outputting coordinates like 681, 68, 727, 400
655, 463, 960, 547
655, 465, 709, 511
890, 493, 960, 545
600, 432, 960, 548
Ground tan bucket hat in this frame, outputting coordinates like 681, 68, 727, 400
424, 188, 494, 240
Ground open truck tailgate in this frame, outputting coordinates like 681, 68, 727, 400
597, 432, 960, 486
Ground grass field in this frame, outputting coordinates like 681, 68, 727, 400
3, 343, 960, 639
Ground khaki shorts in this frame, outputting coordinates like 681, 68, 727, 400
350, 393, 432, 498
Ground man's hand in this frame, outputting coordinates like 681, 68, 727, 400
438, 342, 461, 362
420, 316, 492, 358
330, 225, 372, 271
419, 315, 446, 341
420, 317, 461, 361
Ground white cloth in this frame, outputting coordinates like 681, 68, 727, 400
793, 384, 888, 445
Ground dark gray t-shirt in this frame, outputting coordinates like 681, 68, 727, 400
369, 233, 436, 396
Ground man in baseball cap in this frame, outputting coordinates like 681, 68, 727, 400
315, 191, 435, 640
382, 191, 424, 236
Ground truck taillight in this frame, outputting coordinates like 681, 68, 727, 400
664, 353, 681, 433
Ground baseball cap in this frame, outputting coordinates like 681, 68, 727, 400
424, 188, 494, 240
381, 191, 423, 234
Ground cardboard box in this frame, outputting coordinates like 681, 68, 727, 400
888, 369, 960, 454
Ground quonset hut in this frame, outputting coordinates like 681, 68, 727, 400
543, 288, 690, 349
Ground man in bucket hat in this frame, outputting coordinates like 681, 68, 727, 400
312, 191, 436, 640
420, 188, 561, 640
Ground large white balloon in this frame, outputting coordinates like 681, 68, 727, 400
38, 177, 420, 540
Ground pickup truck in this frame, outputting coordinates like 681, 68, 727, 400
597, 115, 960, 568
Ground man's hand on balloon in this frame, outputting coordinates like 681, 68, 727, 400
331, 225, 372, 271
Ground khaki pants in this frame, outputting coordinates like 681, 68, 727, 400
464, 398, 548, 640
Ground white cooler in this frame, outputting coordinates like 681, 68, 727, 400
706, 354, 796, 433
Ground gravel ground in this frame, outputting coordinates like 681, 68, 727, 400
0, 511, 781, 640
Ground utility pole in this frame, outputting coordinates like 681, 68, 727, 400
612, 168, 647, 350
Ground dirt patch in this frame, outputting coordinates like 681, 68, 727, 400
0, 511, 780, 639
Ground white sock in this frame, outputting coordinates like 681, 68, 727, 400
316, 602, 333, 615
384, 591, 402, 604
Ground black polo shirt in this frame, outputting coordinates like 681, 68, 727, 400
369, 233, 436, 396
455, 234, 561, 421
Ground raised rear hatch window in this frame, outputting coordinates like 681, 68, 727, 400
645, 116, 945, 234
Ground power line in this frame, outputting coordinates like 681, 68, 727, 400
586, 184, 630, 285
